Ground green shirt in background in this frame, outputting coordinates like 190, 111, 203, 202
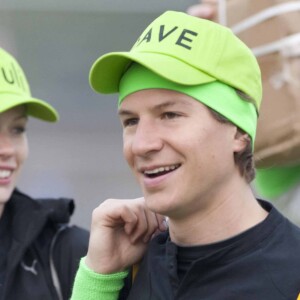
255, 165, 300, 199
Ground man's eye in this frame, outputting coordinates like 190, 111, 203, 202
123, 118, 138, 127
162, 112, 180, 119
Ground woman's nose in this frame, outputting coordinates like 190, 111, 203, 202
0, 134, 14, 158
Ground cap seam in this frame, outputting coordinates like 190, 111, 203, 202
0, 91, 25, 96
132, 50, 215, 81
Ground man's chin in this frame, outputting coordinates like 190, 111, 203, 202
144, 194, 173, 216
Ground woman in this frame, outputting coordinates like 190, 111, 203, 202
0, 47, 89, 300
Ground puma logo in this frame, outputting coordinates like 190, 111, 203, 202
21, 259, 38, 276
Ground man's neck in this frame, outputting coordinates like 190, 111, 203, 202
168, 179, 268, 246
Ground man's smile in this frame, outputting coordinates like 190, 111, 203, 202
141, 164, 181, 178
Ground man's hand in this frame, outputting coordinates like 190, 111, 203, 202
85, 197, 167, 274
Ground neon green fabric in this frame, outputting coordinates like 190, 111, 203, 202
0, 48, 58, 122
119, 63, 257, 142
71, 257, 128, 300
255, 165, 300, 199
90, 10, 262, 111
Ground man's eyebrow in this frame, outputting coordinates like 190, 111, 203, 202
153, 99, 193, 111
153, 101, 178, 110
118, 109, 134, 117
118, 99, 193, 116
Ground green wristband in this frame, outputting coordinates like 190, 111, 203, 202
71, 257, 129, 300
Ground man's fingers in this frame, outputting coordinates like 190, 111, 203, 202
121, 198, 167, 244
141, 209, 159, 243
94, 197, 168, 245
157, 214, 168, 232
127, 198, 159, 243
122, 207, 138, 235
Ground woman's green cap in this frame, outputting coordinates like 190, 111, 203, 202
0, 48, 58, 122
89, 10, 262, 112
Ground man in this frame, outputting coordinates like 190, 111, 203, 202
71, 11, 300, 299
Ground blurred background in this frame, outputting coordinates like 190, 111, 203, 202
0, 0, 197, 229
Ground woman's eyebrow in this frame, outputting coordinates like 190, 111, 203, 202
14, 114, 28, 121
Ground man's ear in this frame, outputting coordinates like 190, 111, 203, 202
233, 129, 250, 153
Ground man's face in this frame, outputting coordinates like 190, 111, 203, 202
119, 89, 241, 220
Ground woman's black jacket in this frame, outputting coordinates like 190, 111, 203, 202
1, 189, 89, 300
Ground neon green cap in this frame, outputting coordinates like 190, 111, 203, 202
90, 10, 262, 111
119, 63, 257, 142
0, 48, 58, 122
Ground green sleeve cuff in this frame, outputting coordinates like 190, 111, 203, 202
71, 257, 129, 300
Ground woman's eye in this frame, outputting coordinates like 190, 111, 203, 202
12, 126, 26, 135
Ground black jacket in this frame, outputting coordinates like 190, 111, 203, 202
124, 201, 300, 299
1, 189, 89, 300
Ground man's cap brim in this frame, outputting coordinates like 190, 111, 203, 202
89, 51, 216, 94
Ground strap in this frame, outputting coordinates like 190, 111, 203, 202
231, 2, 300, 34
252, 32, 300, 57
132, 264, 139, 282
218, 1, 300, 33
49, 224, 69, 300
218, 0, 227, 25
219, 1, 300, 57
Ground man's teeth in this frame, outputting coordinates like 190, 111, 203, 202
144, 165, 178, 175
0, 170, 11, 179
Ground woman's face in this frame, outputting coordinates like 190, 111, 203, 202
0, 106, 28, 216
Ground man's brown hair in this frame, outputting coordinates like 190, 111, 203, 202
208, 90, 255, 183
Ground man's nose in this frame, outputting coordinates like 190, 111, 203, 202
131, 120, 163, 157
